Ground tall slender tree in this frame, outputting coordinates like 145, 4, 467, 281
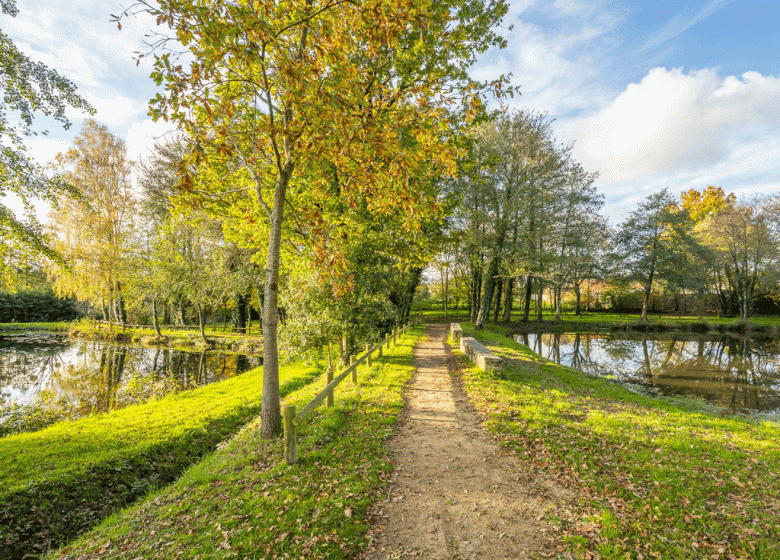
48, 120, 135, 324
115, 0, 512, 437
610, 189, 697, 321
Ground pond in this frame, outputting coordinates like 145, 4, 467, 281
0, 333, 259, 421
514, 332, 780, 416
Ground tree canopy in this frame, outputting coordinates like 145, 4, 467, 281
115, 0, 512, 437
0, 0, 93, 265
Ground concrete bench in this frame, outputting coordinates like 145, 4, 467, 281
459, 336, 502, 372
450, 323, 463, 343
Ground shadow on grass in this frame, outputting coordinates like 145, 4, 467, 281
0, 368, 322, 560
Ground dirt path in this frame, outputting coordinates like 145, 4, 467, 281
363, 324, 572, 560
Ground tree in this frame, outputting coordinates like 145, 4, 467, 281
0, 0, 93, 263
48, 120, 135, 324
116, 0, 511, 438
701, 198, 779, 321
680, 186, 735, 223
610, 189, 698, 321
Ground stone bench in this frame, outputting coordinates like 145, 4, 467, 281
459, 336, 502, 372
450, 323, 463, 343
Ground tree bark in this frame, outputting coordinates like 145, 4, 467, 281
501, 277, 513, 322
152, 299, 162, 338
196, 302, 209, 345
475, 256, 499, 329
492, 274, 503, 322
261, 160, 293, 439
522, 276, 533, 323
232, 292, 247, 333
537, 284, 543, 321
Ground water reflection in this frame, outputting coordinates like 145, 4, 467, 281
515, 332, 780, 414
0, 334, 258, 416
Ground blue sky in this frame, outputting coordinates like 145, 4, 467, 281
3, 0, 779, 223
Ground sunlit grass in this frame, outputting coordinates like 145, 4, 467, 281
47, 328, 422, 560
458, 323, 780, 559
0, 361, 322, 560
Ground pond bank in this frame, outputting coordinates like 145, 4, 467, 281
0, 360, 322, 560
457, 323, 780, 559
67, 320, 264, 355
46, 327, 423, 560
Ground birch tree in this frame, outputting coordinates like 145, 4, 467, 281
48, 120, 135, 324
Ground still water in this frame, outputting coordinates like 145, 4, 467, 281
515, 332, 780, 414
0, 333, 259, 415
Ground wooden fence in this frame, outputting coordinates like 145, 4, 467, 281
283, 317, 420, 464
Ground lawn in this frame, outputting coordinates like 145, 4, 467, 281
0, 361, 322, 560
456, 323, 780, 559
46, 327, 422, 560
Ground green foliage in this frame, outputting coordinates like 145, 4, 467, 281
0, 361, 322, 559
0, 289, 79, 322
0, 0, 93, 261
459, 324, 780, 559
46, 328, 422, 560
0, 392, 71, 437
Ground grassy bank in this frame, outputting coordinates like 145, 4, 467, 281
67, 320, 264, 354
0, 362, 322, 560
0, 321, 71, 333
456, 324, 780, 559
46, 327, 422, 560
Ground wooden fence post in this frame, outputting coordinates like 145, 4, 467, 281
378, 337, 383, 357
327, 368, 334, 408
366, 344, 372, 367
284, 405, 297, 465
351, 355, 357, 383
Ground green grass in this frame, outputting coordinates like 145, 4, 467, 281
0, 361, 323, 560
458, 323, 780, 560
0, 321, 71, 332
46, 327, 422, 560
66, 319, 264, 352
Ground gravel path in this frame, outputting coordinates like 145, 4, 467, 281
363, 324, 571, 560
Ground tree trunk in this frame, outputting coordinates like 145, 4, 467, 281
232, 292, 247, 333
492, 274, 503, 322
470, 265, 481, 323
522, 276, 533, 323
443, 266, 449, 320
260, 160, 293, 439
116, 282, 127, 327
196, 302, 209, 345
501, 277, 513, 322
555, 286, 562, 321
475, 256, 499, 329
537, 284, 543, 321
152, 299, 162, 338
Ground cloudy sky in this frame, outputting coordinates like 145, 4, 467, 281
3, 0, 779, 223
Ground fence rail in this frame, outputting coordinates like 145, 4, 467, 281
283, 317, 420, 464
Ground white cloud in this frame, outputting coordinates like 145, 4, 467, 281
572, 67, 780, 185
553, 0, 585, 16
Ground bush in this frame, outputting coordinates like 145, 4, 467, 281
688, 319, 711, 333
0, 289, 80, 323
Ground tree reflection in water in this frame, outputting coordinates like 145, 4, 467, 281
1, 337, 259, 424
515, 332, 780, 414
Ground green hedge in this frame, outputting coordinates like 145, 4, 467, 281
0, 290, 79, 323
